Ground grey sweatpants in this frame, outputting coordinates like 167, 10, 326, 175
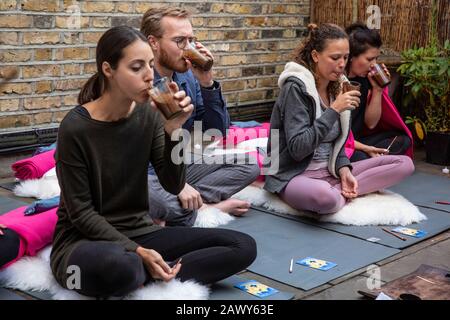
148, 153, 260, 226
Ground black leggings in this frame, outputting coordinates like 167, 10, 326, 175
351, 131, 411, 162
0, 228, 20, 269
66, 227, 257, 298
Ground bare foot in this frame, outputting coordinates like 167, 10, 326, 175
211, 198, 251, 217
152, 218, 166, 227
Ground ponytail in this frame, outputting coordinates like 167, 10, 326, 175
78, 72, 104, 105
307, 23, 319, 36
77, 26, 148, 105
292, 23, 320, 68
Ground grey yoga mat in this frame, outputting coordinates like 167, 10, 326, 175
18, 289, 53, 300
0, 182, 18, 192
0, 195, 28, 214
254, 206, 450, 249
222, 208, 400, 291
387, 172, 450, 213
0, 288, 27, 300
209, 275, 294, 300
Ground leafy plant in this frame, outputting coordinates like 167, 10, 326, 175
397, 0, 449, 133
397, 40, 449, 133
405, 116, 426, 141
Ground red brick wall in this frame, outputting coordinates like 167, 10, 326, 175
0, 0, 310, 131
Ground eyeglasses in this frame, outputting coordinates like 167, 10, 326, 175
162, 36, 197, 50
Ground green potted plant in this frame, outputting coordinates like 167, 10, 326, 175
397, 6, 450, 165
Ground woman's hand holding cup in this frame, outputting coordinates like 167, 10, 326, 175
148, 78, 194, 135
331, 89, 361, 113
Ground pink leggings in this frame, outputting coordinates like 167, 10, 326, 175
280, 155, 414, 214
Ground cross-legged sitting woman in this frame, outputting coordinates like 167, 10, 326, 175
345, 22, 413, 162
50, 26, 256, 299
263, 23, 414, 214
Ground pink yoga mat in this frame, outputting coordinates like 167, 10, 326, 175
0, 206, 58, 269
11, 149, 56, 180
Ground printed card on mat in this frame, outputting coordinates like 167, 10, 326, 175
296, 257, 337, 271
391, 227, 427, 238
234, 280, 279, 298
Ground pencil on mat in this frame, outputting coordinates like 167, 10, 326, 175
382, 227, 407, 241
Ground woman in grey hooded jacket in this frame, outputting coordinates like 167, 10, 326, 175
264, 23, 414, 214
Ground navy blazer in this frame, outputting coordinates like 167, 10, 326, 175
154, 69, 230, 135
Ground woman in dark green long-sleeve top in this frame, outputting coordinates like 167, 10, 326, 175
50, 26, 256, 298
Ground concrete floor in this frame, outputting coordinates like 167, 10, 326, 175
0, 146, 449, 300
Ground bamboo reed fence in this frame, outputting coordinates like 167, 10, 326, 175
311, 0, 449, 62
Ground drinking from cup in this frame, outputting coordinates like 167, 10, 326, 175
371, 63, 391, 88
341, 80, 361, 110
182, 41, 213, 72
148, 77, 182, 120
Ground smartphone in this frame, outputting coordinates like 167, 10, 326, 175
167, 257, 182, 268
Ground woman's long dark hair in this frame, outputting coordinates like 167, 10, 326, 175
292, 23, 348, 97
78, 26, 148, 105
345, 22, 382, 71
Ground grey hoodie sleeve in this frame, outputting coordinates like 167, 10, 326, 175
282, 82, 340, 162
335, 147, 352, 175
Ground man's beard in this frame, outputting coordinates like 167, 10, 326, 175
159, 47, 189, 73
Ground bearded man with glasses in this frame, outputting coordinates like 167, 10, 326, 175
140, 7, 260, 227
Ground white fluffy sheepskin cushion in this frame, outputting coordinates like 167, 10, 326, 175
194, 206, 234, 228
232, 186, 427, 226
0, 246, 209, 300
13, 168, 60, 199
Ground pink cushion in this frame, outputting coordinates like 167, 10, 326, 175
0, 206, 58, 269
11, 149, 56, 180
